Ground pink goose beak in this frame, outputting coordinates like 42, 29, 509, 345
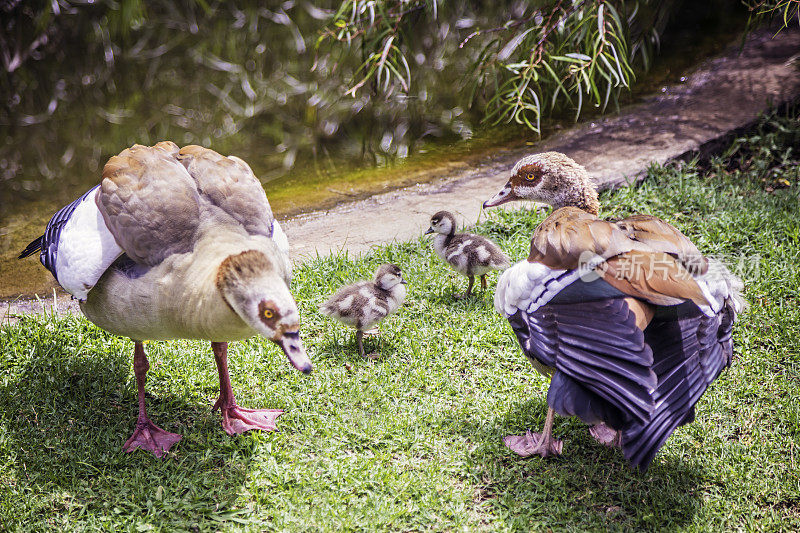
274, 331, 313, 374
483, 181, 517, 208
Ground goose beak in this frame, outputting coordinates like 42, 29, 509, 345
483, 181, 516, 208
274, 331, 313, 374
424, 227, 434, 235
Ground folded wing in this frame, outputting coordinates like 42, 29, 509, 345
177, 145, 274, 238
98, 141, 200, 266
21, 141, 291, 297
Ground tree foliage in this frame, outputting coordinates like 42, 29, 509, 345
745, 0, 800, 31
317, 0, 798, 134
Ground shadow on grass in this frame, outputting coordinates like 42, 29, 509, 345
317, 330, 404, 365
426, 287, 497, 309
446, 398, 704, 529
0, 318, 265, 530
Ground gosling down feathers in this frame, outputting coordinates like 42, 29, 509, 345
320, 264, 407, 358
19, 141, 311, 457
484, 152, 743, 470
425, 211, 510, 298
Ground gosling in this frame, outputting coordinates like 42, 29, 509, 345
320, 264, 407, 358
425, 210, 510, 298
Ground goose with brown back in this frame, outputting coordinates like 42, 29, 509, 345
19, 142, 311, 457
484, 151, 743, 470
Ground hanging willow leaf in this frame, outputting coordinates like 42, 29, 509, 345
497, 27, 535, 61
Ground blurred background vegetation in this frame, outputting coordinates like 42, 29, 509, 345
0, 0, 795, 220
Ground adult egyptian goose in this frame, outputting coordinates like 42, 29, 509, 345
425, 211, 510, 298
19, 141, 311, 458
483, 152, 743, 470
320, 264, 407, 358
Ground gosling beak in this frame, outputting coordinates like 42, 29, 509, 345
483, 181, 516, 208
274, 331, 313, 374
424, 227, 434, 235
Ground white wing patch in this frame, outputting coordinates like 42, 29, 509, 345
494, 260, 567, 317
693, 259, 745, 317
55, 189, 123, 300
493, 256, 607, 318
445, 240, 472, 274
270, 219, 292, 282
495, 256, 744, 320
271, 219, 289, 256
337, 294, 355, 310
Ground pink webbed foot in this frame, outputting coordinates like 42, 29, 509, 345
123, 419, 182, 458
214, 399, 284, 435
210, 342, 285, 436
504, 430, 564, 458
589, 423, 621, 447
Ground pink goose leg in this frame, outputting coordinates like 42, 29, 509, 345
123, 342, 182, 457
211, 342, 283, 435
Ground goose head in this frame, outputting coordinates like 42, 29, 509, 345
424, 210, 457, 237
374, 263, 406, 290
216, 249, 312, 373
483, 152, 600, 215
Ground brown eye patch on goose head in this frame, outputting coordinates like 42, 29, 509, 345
513, 163, 542, 186
258, 300, 282, 327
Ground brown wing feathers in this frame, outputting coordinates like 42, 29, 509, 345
529, 207, 643, 270
177, 145, 273, 237
614, 214, 708, 275
599, 251, 708, 308
96, 142, 275, 267
99, 142, 200, 265
529, 207, 709, 308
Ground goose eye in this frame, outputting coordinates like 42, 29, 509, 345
263, 309, 274, 319
524, 172, 537, 181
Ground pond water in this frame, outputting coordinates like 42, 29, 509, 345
1, 3, 510, 219
0, 2, 748, 299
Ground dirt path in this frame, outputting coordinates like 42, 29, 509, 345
3, 27, 799, 321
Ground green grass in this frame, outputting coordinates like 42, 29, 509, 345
2, 112, 800, 531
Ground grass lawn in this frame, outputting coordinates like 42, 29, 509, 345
2, 112, 799, 531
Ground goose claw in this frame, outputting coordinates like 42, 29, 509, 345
504, 430, 563, 458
